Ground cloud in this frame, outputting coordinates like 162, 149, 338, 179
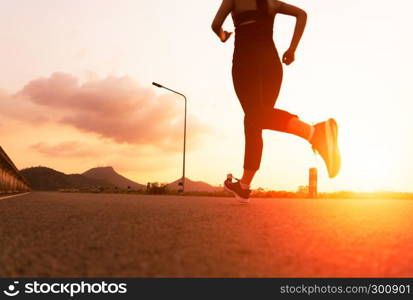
0, 89, 51, 124
6, 73, 209, 151
30, 141, 101, 158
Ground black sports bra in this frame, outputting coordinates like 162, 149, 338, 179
232, 0, 273, 27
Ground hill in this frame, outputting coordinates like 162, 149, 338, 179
20, 166, 220, 193
82, 167, 145, 190
167, 177, 222, 192
20, 167, 115, 191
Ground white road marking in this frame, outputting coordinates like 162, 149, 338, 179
0, 192, 31, 201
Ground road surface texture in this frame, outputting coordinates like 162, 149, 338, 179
0, 192, 412, 277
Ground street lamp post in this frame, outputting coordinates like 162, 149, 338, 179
152, 82, 187, 193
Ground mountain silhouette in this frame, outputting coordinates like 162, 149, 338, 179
20, 167, 115, 191
82, 166, 145, 190
20, 166, 220, 192
167, 177, 221, 192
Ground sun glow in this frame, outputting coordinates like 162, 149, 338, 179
0, 0, 412, 193
340, 131, 395, 192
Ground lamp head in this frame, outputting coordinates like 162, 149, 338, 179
152, 82, 163, 88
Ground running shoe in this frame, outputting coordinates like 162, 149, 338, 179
224, 174, 251, 203
310, 118, 341, 178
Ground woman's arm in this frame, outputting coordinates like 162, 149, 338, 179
276, 1, 307, 65
211, 0, 233, 42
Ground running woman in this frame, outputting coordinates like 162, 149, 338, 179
212, 0, 341, 203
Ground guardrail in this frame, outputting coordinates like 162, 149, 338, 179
0, 146, 31, 194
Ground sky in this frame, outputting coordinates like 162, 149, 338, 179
0, 0, 412, 192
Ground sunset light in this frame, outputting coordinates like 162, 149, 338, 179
2, 0, 413, 288
1, 0, 411, 194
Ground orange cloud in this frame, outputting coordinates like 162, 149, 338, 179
7, 73, 209, 151
30, 141, 101, 158
0, 89, 50, 124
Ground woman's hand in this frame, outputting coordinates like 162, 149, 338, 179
278, 3, 307, 65
212, 0, 233, 41
282, 48, 295, 65
219, 30, 233, 43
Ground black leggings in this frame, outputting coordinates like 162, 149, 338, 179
232, 40, 297, 171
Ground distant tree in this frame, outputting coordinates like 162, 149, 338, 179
146, 182, 168, 195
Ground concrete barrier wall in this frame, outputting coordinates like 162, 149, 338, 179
0, 146, 31, 194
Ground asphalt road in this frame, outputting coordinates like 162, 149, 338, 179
0, 192, 412, 277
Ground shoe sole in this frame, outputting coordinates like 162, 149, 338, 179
224, 185, 250, 204
326, 118, 341, 178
